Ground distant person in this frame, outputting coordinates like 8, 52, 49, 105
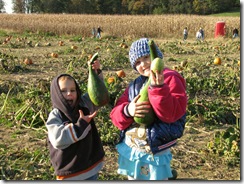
183, 27, 188, 41
232, 28, 239, 39
196, 30, 202, 42
96, 26, 103, 39
92, 27, 96, 38
199, 27, 204, 40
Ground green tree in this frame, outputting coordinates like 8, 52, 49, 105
128, 0, 147, 14
11, 0, 241, 15
193, 0, 237, 15
154, 0, 170, 14
0, 0, 5, 13
121, 0, 129, 14
66, 0, 89, 14
104, 0, 122, 14
168, 0, 194, 14
193, 0, 209, 14
13, 0, 25, 13
43, 0, 67, 13
28, 0, 45, 13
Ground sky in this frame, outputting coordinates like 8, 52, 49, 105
3, 0, 13, 14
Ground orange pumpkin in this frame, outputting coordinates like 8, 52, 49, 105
71, 45, 78, 49
107, 77, 115, 84
51, 53, 58, 58
214, 57, 221, 65
24, 58, 33, 65
116, 70, 126, 78
59, 41, 64, 46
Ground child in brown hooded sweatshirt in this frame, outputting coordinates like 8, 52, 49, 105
46, 59, 106, 180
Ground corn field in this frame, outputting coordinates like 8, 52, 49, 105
0, 14, 240, 39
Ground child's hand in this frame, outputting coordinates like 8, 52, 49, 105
127, 95, 151, 117
88, 59, 101, 73
150, 70, 164, 86
79, 110, 97, 123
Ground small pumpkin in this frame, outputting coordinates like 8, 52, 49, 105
107, 77, 115, 84
116, 70, 126, 78
24, 58, 33, 65
214, 57, 221, 65
71, 45, 78, 49
59, 41, 64, 46
51, 53, 58, 58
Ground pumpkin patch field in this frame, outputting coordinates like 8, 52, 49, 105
0, 14, 240, 180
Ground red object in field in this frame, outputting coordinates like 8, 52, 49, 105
215, 21, 225, 38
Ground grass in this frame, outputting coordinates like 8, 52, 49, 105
210, 8, 240, 17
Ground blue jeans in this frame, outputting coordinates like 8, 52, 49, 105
86, 173, 99, 180
96, 33, 101, 38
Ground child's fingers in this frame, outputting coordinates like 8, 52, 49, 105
79, 110, 84, 118
89, 111, 97, 119
133, 94, 141, 103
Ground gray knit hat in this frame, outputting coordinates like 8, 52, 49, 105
129, 38, 163, 70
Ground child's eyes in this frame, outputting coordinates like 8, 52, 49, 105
135, 55, 150, 66
135, 61, 141, 66
144, 55, 149, 59
60, 89, 76, 93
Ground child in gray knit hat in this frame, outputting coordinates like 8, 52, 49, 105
110, 38, 187, 180
129, 38, 163, 71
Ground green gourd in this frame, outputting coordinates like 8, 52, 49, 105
87, 53, 109, 106
133, 39, 164, 126
133, 79, 156, 126
149, 39, 164, 75
151, 57, 164, 74
148, 39, 158, 62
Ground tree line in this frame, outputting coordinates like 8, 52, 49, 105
0, 0, 240, 15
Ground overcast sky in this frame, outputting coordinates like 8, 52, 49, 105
3, 0, 13, 14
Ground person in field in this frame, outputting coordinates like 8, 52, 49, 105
110, 38, 187, 180
232, 27, 239, 39
196, 29, 202, 42
96, 26, 103, 39
46, 59, 105, 180
183, 27, 188, 41
199, 27, 204, 41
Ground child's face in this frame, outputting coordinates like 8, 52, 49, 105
135, 55, 151, 77
58, 78, 77, 108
